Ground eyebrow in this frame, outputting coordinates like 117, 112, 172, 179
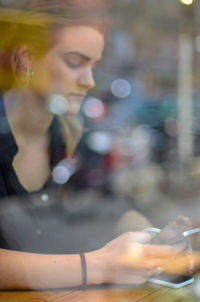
64, 51, 101, 63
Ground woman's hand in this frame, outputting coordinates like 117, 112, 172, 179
149, 216, 194, 275
91, 232, 179, 285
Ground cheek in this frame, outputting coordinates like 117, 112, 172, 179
48, 61, 77, 91
33, 55, 78, 95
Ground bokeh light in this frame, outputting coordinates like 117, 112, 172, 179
87, 131, 112, 154
111, 79, 131, 98
83, 97, 105, 120
52, 159, 77, 184
52, 166, 70, 184
130, 125, 151, 149
179, 0, 193, 5
164, 117, 177, 136
47, 94, 69, 115
41, 193, 49, 202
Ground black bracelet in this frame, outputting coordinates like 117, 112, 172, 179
80, 253, 87, 289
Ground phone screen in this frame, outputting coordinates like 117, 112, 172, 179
149, 274, 194, 288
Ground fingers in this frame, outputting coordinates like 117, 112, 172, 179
128, 242, 177, 259
174, 215, 192, 228
125, 242, 182, 272
155, 250, 195, 275
122, 244, 178, 271
126, 257, 174, 270
127, 232, 182, 259
143, 244, 178, 258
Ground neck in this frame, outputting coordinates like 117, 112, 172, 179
4, 90, 54, 138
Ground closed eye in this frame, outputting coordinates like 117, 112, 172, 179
66, 59, 82, 69
64, 53, 86, 69
64, 51, 101, 71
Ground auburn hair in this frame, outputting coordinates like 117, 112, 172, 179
0, 0, 110, 155
0, 0, 109, 91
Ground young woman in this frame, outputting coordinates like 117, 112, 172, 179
0, 1, 180, 289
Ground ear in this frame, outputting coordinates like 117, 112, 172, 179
17, 46, 33, 71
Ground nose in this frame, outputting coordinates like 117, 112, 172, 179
78, 67, 95, 90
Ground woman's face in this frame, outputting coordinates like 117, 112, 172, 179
32, 25, 105, 114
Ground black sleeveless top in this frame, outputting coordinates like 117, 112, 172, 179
0, 95, 66, 199
0, 95, 68, 250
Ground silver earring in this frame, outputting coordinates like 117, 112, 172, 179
26, 66, 34, 87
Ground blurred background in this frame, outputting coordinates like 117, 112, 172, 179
67, 0, 200, 226
1, 0, 200, 253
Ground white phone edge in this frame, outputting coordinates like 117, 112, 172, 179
149, 276, 194, 288
144, 227, 200, 237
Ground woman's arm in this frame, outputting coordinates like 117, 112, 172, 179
0, 232, 180, 290
0, 248, 104, 290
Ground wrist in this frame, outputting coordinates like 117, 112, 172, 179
85, 248, 108, 285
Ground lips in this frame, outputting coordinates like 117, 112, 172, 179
69, 94, 86, 102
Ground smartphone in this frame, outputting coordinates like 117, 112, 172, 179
144, 227, 200, 238
145, 227, 198, 288
149, 273, 194, 288
183, 228, 200, 237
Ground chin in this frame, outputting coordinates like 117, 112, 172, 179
67, 102, 81, 115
